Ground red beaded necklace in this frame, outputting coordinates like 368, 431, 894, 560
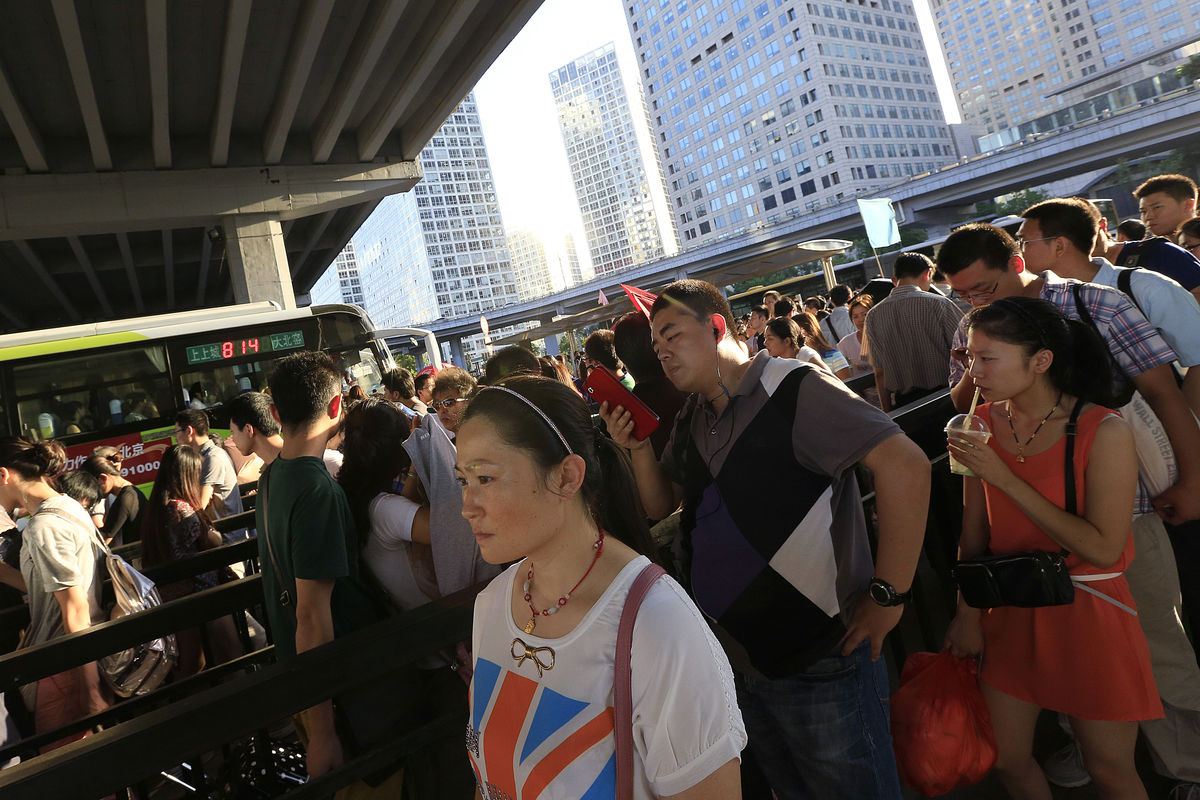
522, 529, 605, 635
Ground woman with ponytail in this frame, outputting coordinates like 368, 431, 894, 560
943, 297, 1159, 799
0, 437, 107, 750
456, 376, 745, 799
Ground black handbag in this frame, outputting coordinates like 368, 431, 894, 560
951, 399, 1083, 609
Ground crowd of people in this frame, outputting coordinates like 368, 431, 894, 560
0, 172, 1197, 800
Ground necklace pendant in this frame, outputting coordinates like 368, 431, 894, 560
523, 618, 536, 635
1016, 454, 1026, 463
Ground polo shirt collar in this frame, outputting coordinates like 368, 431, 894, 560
1092, 257, 1117, 283
888, 284, 921, 297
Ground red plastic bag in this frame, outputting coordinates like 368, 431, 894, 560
891, 650, 997, 797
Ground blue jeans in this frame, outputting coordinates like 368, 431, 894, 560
735, 642, 902, 800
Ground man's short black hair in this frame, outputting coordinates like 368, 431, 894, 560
1021, 198, 1100, 256
774, 297, 795, 317
612, 312, 663, 383
1134, 174, 1198, 202
414, 372, 434, 394
268, 351, 341, 429
381, 367, 415, 398
751, 304, 769, 318
59, 470, 102, 508
803, 297, 825, 311
483, 346, 541, 385
227, 391, 280, 436
650, 279, 735, 336
893, 252, 935, 279
828, 285, 852, 306
936, 223, 1020, 275
584, 330, 622, 372
175, 408, 209, 436
1117, 218, 1146, 241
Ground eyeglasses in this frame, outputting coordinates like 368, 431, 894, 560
1016, 236, 1057, 251
433, 397, 466, 410
950, 281, 1000, 303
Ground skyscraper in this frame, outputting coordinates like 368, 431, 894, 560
353, 92, 519, 363
560, 233, 588, 287
551, 43, 674, 277
507, 229, 557, 301
624, 0, 956, 247
309, 242, 365, 307
931, 0, 1200, 137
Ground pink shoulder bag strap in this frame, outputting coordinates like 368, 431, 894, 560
615, 561, 667, 800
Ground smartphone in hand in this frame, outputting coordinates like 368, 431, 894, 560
583, 366, 660, 441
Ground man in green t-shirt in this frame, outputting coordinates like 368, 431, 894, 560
260, 351, 381, 780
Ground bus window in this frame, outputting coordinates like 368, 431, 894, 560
177, 358, 276, 414
13, 345, 173, 441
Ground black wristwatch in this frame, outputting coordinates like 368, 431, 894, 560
867, 578, 912, 607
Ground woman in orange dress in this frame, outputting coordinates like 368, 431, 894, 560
945, 297, 1160, 800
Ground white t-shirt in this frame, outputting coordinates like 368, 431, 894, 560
322, 449, 343, 480
363, 492, 434, 611
468, 556, 745, 800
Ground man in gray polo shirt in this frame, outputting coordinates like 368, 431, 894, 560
865, 253, 963, 411
175, 409, 245, 539
601, 279, 930, 800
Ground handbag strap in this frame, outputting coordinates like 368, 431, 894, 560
615, 562, 666, 800
258, 464, 293, 611
1063, 398, 1084, 517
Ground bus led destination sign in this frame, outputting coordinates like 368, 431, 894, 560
185, 329, 306, 365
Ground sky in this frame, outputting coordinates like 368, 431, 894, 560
473, 0, 961, 286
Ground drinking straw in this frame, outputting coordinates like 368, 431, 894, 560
965, 385, 982, 423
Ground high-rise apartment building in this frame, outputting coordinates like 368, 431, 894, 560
931, 0, 1200, 136
551, 43, 674, 277
561, 233, 588, 286
624, 0, 956, 246
508, 230, 557, 301
309, 242, 365, 307
353, 92, 519, 363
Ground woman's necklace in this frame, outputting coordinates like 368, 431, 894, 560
1007, 393, 1062, 462
522, 529, 605, 635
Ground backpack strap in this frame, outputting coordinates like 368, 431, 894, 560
614, 562, 667, 800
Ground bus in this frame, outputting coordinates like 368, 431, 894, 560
0, 302, 398, 489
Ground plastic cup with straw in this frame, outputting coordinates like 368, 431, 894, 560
946, 387, 991, 477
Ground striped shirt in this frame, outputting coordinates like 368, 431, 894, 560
865, 285, 963, 394
948, 271, 1178, 514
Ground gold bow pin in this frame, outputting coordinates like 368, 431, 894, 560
510, 637, 555, 677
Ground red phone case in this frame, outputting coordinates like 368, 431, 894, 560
584, 366, 660, 441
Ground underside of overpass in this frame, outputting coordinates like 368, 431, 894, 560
0, 0, 543, 332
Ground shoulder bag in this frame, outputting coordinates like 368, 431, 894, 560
950, 401, 1083, 608
36, 506, 177, 697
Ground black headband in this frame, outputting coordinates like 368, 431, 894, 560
990, 298, 1051, 350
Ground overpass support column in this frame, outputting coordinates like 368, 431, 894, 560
449, 337, 466, 368
223, 213, 296, 309
543, 320, 560, 357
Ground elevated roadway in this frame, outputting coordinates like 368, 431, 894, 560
0, 0, 543, 331
423, 86, 1200, 354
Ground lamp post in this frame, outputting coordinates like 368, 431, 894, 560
797, 239, 853, 291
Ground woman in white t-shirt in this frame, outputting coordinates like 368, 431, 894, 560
338, 398, 437, 609
0, 437, 107, 751
456, 376, 746, 799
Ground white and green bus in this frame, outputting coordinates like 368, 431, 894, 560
0, 302, 402, 489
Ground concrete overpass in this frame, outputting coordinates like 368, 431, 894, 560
0, 0, 542, 332
423, 85, 1200, 356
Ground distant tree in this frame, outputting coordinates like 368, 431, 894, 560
839, 225, 929, 264
396, 352, 417, 372
976, 188, 1048, 219
1178, 54, 1200, 83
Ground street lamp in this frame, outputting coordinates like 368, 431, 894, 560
797, 239, 853, 291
